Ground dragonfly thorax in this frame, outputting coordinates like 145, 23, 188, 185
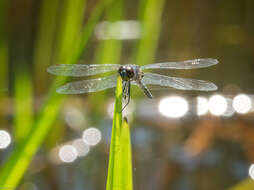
118, 65, 142, 81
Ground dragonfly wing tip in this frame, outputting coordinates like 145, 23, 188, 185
207, 83, 218, 91
56, 86, 69, 94
46, 67, 52, 73
208, 58, 219, 65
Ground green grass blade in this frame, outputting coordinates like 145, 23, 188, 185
135, 0, 166, 66
132, 0, 165, 98
55, 0, 86, 64
90, 0, 124, 116
106, 76, 133, 190
106, 76, 123, 190
118, 119, 133, 190
0, 0, 8, 96
229, 179, 254, 190
0, 0, 109, 188
0, 94, 63, 188
14, 70, 33, 143
94, 0, 123, 65
0, 42, 8, 96
33, 0, 59, 92
71, 0, 106, 62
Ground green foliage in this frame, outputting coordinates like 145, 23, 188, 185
0, 0, 107, 188
229, 179, 254, 190
94, 0, 123, 64
90, 0, 124, 116
33, 0, 59, 91
0, 0, 165, 189
135, 0, 166, 66
1, 0, 253, 189
106, 76, 133, 190
14, 70, 33, 143
0, 0, 8, 96
106, 1, 166, 186
0, 96, 63, 188
0, 42, 8, 95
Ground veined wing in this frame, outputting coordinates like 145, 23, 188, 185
47, 64, 121, 77
56, 74, 118, 94
142, 73, 217, 91
141, 58, 218, 70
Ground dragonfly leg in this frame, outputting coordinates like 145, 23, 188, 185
138, 81, 153, 99
122, 81, 128, 99
122, 81, 131, 112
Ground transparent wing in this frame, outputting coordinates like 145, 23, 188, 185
140, 58, 218, 70
47, 64, 121, 77
56, 74, 118, 94
142, 73, 217, 91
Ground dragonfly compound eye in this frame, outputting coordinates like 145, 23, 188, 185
119, 70, 129, 81
127, 69, 134, 78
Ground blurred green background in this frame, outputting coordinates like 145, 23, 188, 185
1, 0, 254, 189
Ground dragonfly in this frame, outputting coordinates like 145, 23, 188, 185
47, 58, 218, 110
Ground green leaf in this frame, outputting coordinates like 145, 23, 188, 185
106, 76, 133, 190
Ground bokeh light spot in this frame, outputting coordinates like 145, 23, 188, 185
107, 101, 115, 119
72, 139, 90, 157
158, 96, 189, 118
249, 164, 254, 180
197, 97, 209, 116
233, 94, 252, 114
59, 145, 78, 163
209, 95, 227, 116
64, 108, 85, 130
0, 130, 11, 149
82, 127, 102, 146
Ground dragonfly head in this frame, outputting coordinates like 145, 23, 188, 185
118, 65, 134, 81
